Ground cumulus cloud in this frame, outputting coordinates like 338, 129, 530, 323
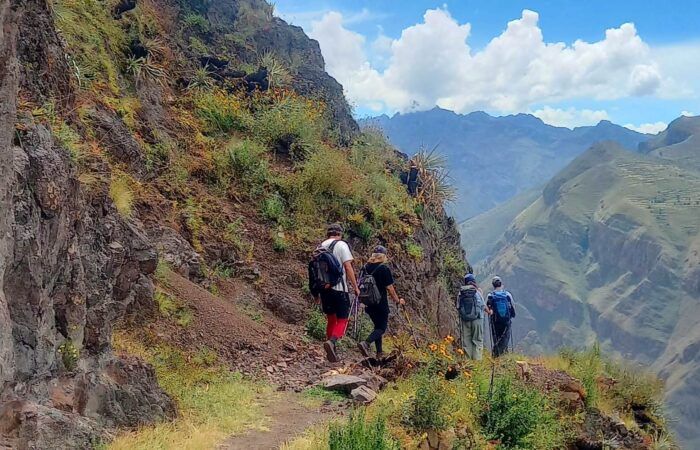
624, 121, 668, 134
310, 8, 673, 114
532, 106, 610, 128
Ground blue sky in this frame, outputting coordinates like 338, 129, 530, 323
276, 1, 700, 133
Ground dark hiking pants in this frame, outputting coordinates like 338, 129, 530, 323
492, 320, 511, 357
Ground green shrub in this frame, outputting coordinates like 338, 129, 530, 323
350, 220, 374, 242
442, 250, 466, 279
405, 240, 423, 261
479, 374, 564, 449
155, 290, 193, 327
183, 13, 209, 33
272, 231, 289, 252
305, 308, 326, 341
329, 409, 398, 450
402, 372, 451, 432
251, 92, 325, 159
58, 340, 80, 371
212, 140, 271, 197
262, 194, 285, 222
194, 90, 253, 135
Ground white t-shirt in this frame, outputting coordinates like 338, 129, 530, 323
321, 238, 353, 292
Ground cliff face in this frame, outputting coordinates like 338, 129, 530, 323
0, 1, 174, 447
187, 0, 358, 144
480, 128, 700, 446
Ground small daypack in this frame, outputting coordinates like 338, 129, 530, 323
358, 265, 382, 306
458, 285, 480, 321
308, 241, 344, 294
490, 290, 512, 324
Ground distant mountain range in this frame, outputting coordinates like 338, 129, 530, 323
479, 115, 700, 447
360, 108, 650, 220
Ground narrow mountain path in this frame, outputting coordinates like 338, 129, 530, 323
218, 392, 340, 450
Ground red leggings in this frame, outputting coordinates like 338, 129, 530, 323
326, 314, 348, 340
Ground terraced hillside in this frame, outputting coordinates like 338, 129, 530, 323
481, 117, 700, 446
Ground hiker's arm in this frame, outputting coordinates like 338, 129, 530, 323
387, 285, 405, 305
343, 261, 360, 296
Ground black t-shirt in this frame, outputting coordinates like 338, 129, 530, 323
363, 263, 394, 311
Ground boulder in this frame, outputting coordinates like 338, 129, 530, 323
350, 386, 377, 404
438, 428, 456, 450
516, 360, 532, 381
359, 373, 388, 392
427, 429, 440, 448
322, 375, 367, 394
149, 226, 205, 282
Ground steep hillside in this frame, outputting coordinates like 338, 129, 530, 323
361, 108, 650, 219
0, 0, 468, 447
481, 120, 700, 447
459, 187, 541, 264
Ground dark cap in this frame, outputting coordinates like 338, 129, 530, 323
373, 245, 388, 254
327, 223, 344, 235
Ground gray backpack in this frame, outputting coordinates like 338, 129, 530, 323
458, 285, 480, 321
358, 265, 382, 306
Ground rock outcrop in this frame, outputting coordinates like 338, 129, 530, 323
0, 1, 174, 447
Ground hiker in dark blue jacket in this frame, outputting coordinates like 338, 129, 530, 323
486, 276, 516, 357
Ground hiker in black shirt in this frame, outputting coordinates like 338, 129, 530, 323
357, 245, 405, 358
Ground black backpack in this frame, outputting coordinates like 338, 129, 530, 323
308, 241, 344, 295
458, 285, 480, 321
358, 265, 382, 306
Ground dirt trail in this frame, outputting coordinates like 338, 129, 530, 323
218, 392, 338, 450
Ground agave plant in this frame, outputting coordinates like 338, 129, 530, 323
126, 55, 167, 86
411, 145, 456, 210
258, 51, 292, 89
187, 66, 215, 91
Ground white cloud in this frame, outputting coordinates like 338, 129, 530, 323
681, 110, 695, 116
279, 7, 386, 30
624, 121, 668, 134
532, 106, 610, 128
310, 8, 679, 114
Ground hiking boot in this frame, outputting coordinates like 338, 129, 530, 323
323, 340, 338, 363
357, 341, 371, 358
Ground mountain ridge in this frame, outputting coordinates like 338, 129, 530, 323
360, 108, 650, 220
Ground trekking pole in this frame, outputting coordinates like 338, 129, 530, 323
401, 304, 419, 348
342, 292, 359, 339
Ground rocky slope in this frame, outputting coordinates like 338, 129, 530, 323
361, 108, 650, 220
0, 1, 174, 448
480, 118, 700, 446
0, 0, 466, 447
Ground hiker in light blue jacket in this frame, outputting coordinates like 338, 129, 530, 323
457, 274, 486, 360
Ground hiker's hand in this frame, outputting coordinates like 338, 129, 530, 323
354, 286, 360, 297
398, 298, 406, 306
314, 296, 320, 305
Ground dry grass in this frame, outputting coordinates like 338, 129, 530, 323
109, 175, 134, 218
109, 332, 271, 450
